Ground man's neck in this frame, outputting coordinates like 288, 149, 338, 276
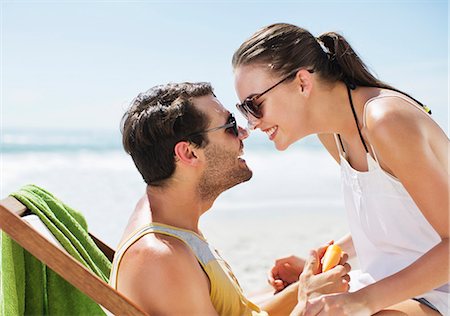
146, 185, 215, 235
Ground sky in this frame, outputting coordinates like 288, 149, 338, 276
2, 0, 448, 133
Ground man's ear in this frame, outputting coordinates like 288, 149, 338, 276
174, 141, 200, 165
296, 69, 313, 97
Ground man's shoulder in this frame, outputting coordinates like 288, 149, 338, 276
122, 232, 197, 270
116, 231, 213, 313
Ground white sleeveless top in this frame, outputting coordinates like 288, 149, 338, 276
335, 92, 449, 315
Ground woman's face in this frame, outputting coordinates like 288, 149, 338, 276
234, 65, 308, 151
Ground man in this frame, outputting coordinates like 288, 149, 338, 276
109, 82, 350, 315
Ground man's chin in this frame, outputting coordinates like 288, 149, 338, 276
243, 169, 253, 182
231, 169, 253, 187
238, 157, 252, 172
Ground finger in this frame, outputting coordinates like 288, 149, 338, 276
342, 262, 351, 274
268, 270, 283, 289
270, 263, 280, 275
316, 244, 329, 259
274, 279, 284, 286
338, 252, 348, 265
268, 268, 277, 284
341, 278, 350, 292
336, 265, 349, 277
269, 261, 284, 283
335, 263, 351, 277
322, 264, 347, 279
342, 274, 350, 283
270, 260, 291, 281
303, 250, 320, 275
273, 279, 285, 290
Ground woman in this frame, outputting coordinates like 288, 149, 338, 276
232, 23, 449, 315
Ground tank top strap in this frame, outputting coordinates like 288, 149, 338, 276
145, 223, 216, 266
109, 223, 216, 289
333, 133, 346, 158
347, 85, 369, 153
357, 98, 381, 164
333, 86, 369, 163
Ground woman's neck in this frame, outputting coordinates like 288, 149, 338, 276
311, 82, 381, 139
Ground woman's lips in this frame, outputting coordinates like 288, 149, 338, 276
263, 126, 278, 140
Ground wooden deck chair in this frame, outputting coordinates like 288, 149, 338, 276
0, 196, 147, 316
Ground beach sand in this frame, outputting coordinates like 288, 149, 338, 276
200, 206, 350, 294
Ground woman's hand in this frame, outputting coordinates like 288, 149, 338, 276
268, 255, 306, 292
290, 246, 352, 316
298, 246, 351, 301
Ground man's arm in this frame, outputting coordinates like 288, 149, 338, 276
117, 235, 218, 316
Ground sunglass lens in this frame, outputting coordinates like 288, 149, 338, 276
244, 99, 262, 119
232, 124, 239, 137
236, 98, 262, 120
227, 116, 239, 137
236, 103, 249, 120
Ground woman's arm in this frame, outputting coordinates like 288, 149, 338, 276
359, 239, 449, 314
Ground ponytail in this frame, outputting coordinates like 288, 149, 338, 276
317, 32, 394, 90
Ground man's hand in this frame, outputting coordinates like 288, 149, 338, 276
269, 255, 306, 293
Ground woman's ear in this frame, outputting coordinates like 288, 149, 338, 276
174, 141, 199, 165
296, 69, 313, 97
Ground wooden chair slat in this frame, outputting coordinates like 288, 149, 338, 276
0, 196, 147, 316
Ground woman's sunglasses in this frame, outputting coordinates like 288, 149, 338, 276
189, 113, 239, 138
236, 68, 314, 120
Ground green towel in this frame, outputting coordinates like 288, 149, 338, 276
1, 184, 112, 315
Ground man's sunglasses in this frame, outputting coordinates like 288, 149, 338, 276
236, 68, 314, 120
188, 113, 239, 138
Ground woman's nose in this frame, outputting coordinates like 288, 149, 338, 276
246, 116, 260, 131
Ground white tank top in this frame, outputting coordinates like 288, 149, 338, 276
335, 92, 449, 315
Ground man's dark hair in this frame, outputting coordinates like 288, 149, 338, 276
121, 82, 213, 186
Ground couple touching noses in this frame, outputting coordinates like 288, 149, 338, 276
111, 21, 449, 316
110, 82, 350, 316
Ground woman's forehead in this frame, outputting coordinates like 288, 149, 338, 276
234, 65, 276, 100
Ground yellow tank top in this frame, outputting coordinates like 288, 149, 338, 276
109, 222, 267, 316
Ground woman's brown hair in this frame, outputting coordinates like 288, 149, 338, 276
232, 23, 428, 110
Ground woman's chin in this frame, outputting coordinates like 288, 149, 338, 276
274, 139, 290, 151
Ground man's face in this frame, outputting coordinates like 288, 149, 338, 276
193, 95, 252, 201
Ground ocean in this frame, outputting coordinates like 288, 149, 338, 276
1, 128, 349, 292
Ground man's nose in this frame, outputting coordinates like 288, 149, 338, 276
238, 126, 249, 140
